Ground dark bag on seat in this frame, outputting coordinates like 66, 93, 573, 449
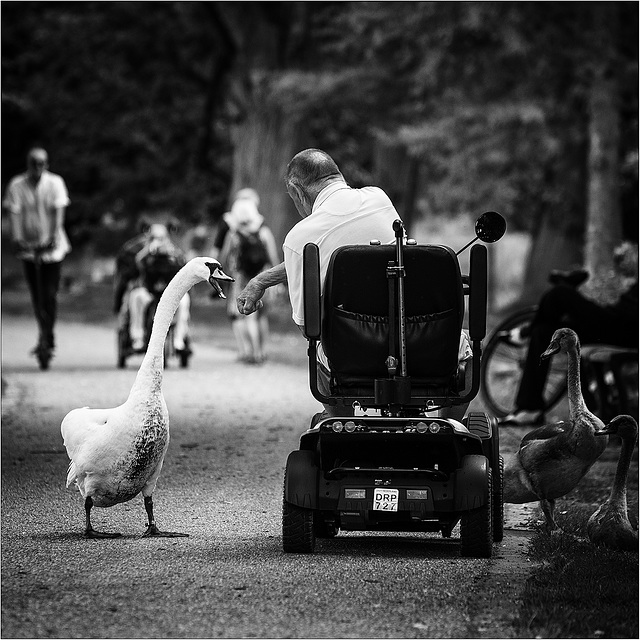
322, 245, 464, 389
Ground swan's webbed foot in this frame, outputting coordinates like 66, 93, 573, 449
85, 527, 122, 539
142, 496, 188, 537
540, 498, 559, 533
84, 497, 121, 539
143, 524, 188, 538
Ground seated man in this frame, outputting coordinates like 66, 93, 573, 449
237, 148, 472, 419
501, 241, 639, 425
121, 223, 189, 353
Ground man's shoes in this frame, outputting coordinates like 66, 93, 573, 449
30, 343, 54, 356
500, 410, 544, 426
131, 339, 145, 352
31, 342, 54, 369
239, 353, 265, 365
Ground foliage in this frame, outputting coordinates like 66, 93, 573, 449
320, 2, 638, 234
2, 1, 233, 239
520, 518, 638, 638
1, 2, 637, 254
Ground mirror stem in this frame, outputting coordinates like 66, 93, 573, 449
456, 237, 478, 256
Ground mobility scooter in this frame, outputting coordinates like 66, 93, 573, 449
282, 212, 506, 557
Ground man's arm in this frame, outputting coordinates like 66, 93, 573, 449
3, 183, 25, 247
237, 261, 287, 315
50, 206, 66, 247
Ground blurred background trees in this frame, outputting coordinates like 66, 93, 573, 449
2, 1, 637, 306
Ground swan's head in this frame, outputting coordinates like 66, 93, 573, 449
595, 415, 638, 440
189, 257, 234, 299
540, 327, 580, 362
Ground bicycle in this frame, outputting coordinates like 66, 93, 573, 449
480, 304, 565, 418
480, 269, 638, 422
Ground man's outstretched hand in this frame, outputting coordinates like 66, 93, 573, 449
236, 262, 287, 315
237, 280, 265, 315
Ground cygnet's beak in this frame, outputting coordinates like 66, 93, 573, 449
206, 263, 234, 299
540, 340, 560, 363
594, 423, 615, 436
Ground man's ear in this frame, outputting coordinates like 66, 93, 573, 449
292, 183, 310, 207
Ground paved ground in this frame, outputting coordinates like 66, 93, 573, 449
1, 295, 540, 639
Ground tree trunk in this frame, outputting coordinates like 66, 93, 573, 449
519, 216, 583, 307
518, 130, 587, 308
230, 102, 303, 258
583, 67, 621, 296
581, 5, 622, 304
372, 134, 420, 235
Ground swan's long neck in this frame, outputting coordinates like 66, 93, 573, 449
566, 345, 587, 420
129, 263, 198, 397
609, 432, 636, 507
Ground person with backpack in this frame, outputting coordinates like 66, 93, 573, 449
219, 194, 279, 364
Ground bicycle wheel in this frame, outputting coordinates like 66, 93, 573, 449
480, 306, 567, 417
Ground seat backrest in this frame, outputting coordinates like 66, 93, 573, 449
322, 244, 464, 389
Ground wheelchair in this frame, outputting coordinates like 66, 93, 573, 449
282, 212, 507, 557
116, 251, 191, 369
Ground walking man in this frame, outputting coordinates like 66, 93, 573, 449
3, 147, 71, 367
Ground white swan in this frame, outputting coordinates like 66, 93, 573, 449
61, 257, 233, 538
587, 415, 638, 551
503, 328, 608, 531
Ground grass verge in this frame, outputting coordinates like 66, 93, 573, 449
515, 441, 639, 639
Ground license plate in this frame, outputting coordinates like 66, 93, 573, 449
373, 488, 399, 511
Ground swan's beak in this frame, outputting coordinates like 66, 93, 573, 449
540, 340, 560, 363
594, 428, 611, 437
207, 265, 234, 300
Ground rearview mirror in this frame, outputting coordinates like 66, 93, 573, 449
475, 211, 506, 244
455, 211, 506, 256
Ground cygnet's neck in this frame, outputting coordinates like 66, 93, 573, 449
610, 431, 637, 506
566, 345, 587, 419
130, 263, 199, 396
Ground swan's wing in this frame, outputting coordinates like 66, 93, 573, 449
520, 422, 568, 448
61, 406, 117, 473
61, 407, 112, 449
65, 459, 79, 489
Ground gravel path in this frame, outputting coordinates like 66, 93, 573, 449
1, 311, 537, 639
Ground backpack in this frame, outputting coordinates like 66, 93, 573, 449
236, 227, 269, 278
